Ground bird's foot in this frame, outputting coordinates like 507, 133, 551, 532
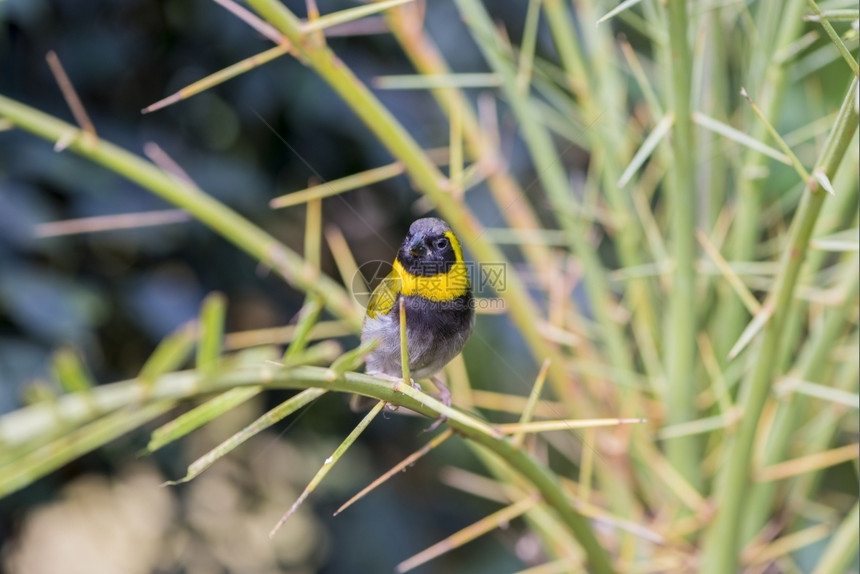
424, 375, 452, 432
370, 372, 419, 411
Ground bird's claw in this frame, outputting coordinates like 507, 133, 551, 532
371, 372, 451, 430
424, 376, 451, 432
377, 374, 421, 411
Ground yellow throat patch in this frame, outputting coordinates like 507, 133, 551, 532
366, 231, 470, 318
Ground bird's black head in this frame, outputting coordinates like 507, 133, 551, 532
396, 218, 460, 277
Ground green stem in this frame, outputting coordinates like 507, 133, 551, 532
538, 0, 674, 524
382, 4, 556, 283
244, 0, 579, 410
701, 75, 858, 574
0, 94, 362, 330
703, 12, 728, 231
452, 0, 635, 398
664, 0, 699, 487
713, 0, 806, 362
776, 163, 860, 375
742, 258, 859, 540
382, 9, 612, 556
0, 365, 616, 574
786, 350, 859, 516
0, 400, 176, 497
806, 0, 860, 77
812, 502, 860, 574
542, 0, 661, 373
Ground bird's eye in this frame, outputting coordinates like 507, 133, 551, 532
434, 237, 449, 250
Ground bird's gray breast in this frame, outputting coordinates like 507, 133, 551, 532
361, 292, 475, 379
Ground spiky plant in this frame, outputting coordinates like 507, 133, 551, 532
0, 1, 857, 572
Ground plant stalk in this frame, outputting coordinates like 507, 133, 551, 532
664, 0, 699, 486
0, 364, 617, 574
244, 0, 582, 412
713, 0, 806, 362
741, 258, 859, 540
701, 76, 858, 574
0, 94, 363, 330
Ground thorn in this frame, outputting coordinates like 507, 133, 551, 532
141, 93, 182, 115
53, 131, 75, 152
46, 51, 97, 144
143, 142, 199, 188
270, 499, 302, 538
813, 168, 836, 196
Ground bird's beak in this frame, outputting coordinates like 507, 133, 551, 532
407, 234, 426, 257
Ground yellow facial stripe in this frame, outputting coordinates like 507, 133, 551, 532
393, 231, 470, 302
446, 230, 465, 266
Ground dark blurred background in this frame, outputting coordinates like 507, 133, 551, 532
0, 0, 573, 572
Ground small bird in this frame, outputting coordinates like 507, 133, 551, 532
360, 218, 475, 417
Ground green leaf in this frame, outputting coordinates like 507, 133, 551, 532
270, 399, 385, 536
51, 347, 95, 394
147, 386, 262, 453
0, 400, 174, 498
283, 295, 325, 362
330, 339, 377, 374
165, 387, 326, 485
197, 292, 227, 375
139, 322, 197, 384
